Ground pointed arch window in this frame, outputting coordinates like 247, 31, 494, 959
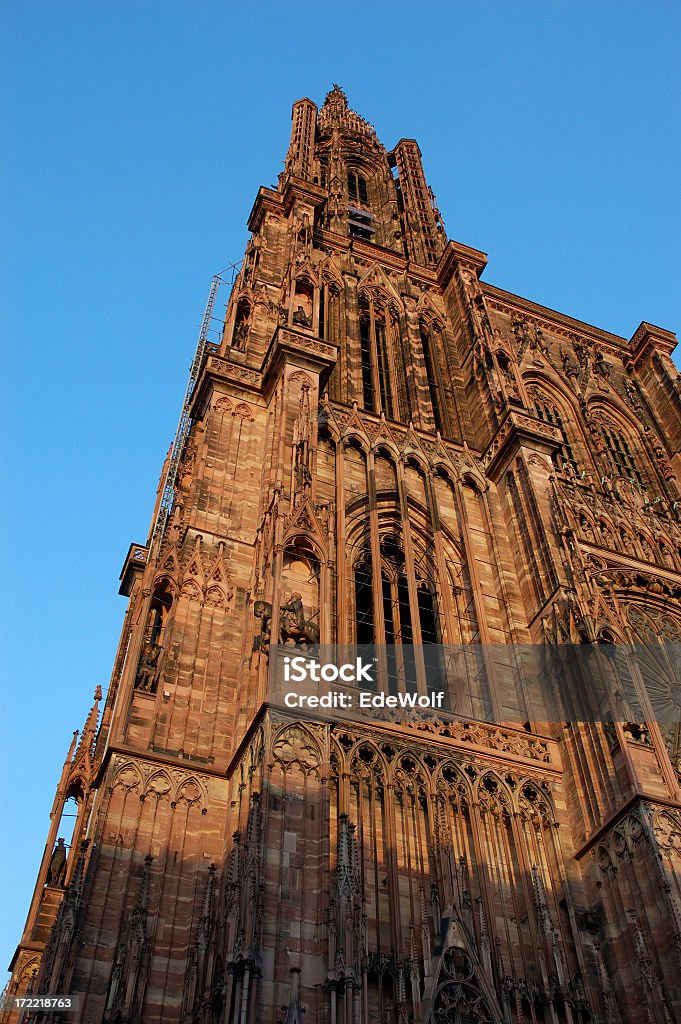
532, 394, 579, 474
599, 419, 644, 486
347, 168, 374, 240
358, 293, 395, 418
147, 581, 173, 646
352, 535, 440, 659
347, 169, 368, 206
231, 298, 251, 350
419, 319, 445, 434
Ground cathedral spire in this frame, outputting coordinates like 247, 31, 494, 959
322, 83, 348, 112
73, 685, 102, 764
5, 85, 681, 1024
317, 83, 377, 139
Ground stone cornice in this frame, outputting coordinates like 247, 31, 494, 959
94, 743, 229, 787
574, 792, 681, 861
437, 238, 488, 288
190, 353, 264, 418
484, 411, 563, 481
629, 320, 678, 368
247, 186, 283, 233
261, 325, 338, 391
484, 282, 628, 353
281, 175, 328, 215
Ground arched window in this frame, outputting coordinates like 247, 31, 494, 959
353, 536, 440, 683
46, 794, 80, 888
599, 419, 644, 486
231, 298, 251, 350
532, 394, 579, 474
358, 293, 394, 417
135, 581, 172, 693
347, 169, 368, 205
147, 581, 173, 646
292, 277, 314, 329
419, 319, 445, 434
347, 168, 374, 240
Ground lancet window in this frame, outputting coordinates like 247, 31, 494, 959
358, 293, 395, 418
347, 169, 368, 206
134, 579, 172, 694
319, 274, 341, 344
531, 393, 579, 474
347, 167, 374, 240
419, 318, 445, 433
599, 418, 644, 486
147, 580, 173, 646
352, 534, 440, 695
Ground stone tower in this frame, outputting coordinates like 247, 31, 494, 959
5, 85, 681, 1023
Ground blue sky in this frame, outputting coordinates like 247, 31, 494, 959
1, 0, 680, 979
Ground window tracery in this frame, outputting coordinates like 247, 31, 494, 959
530, 390, 579, 475
347, 169, 368, 205
358, 291, 396, 417
597, 415, 645, 486
352, 532, 440, 695
419, 317, 445, 434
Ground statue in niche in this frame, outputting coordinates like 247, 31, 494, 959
46, 838, 67, 888
624, 379, 644, 413
512, 316, 534, 360
135, 642, 160, 692
233, 319, 250, 350
534, 325, 549, 353
232, 298, 251, 351
253, 592, 320, 654
292, 305, 312, 328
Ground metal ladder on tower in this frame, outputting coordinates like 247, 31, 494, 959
149, 274, 221, 554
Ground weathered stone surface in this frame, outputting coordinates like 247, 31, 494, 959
4, 85, 681, 1024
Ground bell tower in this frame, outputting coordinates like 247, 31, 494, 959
4, 86, 681, 1024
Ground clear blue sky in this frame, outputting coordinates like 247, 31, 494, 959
1, 0, 680, 979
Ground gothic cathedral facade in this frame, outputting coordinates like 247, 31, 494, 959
5, 86, 681, 1023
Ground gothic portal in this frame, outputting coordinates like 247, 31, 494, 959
5, 86, 681, 1024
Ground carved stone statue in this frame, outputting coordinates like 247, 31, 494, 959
135, 643, 160, 692
233, 318, 250, 350
281, 591, 305, 632
253, 593, 320, 653
560, 346, 581, 392
253, 600, 273, 653
292, 305, 312, 328
593, 348, 611, 381
46, 838, 67, 888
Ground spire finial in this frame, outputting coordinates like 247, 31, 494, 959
325, 83, 348, 108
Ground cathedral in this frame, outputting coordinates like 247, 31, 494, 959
5, 85, 681, 1023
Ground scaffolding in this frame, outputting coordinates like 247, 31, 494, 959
149, 264, 241, 553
